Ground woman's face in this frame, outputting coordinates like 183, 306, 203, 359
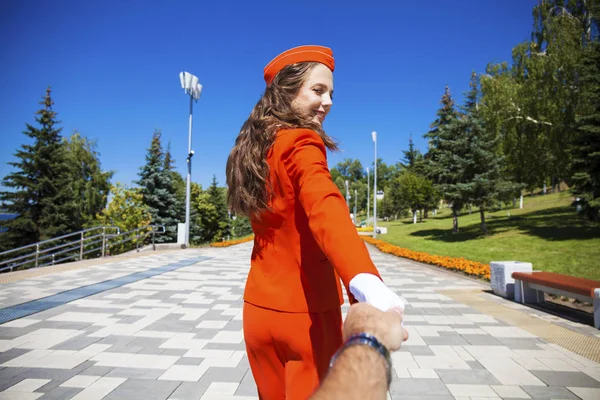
291, 63, 334, 125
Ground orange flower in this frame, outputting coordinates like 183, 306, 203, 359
361, 236, 490, 281
210, 236, 254, 248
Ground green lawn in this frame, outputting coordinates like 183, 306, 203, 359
377, 191, 600, 280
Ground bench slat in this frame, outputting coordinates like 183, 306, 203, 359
512, 271, 600, 298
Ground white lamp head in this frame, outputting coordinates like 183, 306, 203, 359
179, 71, 203, 101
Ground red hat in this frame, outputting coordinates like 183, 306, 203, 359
263, 45, 335, 85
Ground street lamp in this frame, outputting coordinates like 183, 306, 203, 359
354, 189, 357, 225
179, 71, 203, 248
366, 167, 370, 228
372, 131, 378, 238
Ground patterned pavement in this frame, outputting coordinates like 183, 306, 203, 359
0, 242, 598, 400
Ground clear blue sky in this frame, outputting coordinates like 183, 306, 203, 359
0, 0, 537, 190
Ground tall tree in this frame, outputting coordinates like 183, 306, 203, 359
460, 72, 513, 234
95, 183, 151, 254
195, 176, 230, 242
64, 132, 113, 229
0, 87, 76, 251
163, 142, 185, 241
424, 86, 465, 233
136, 130, 179, 242
570, 3, 600, 221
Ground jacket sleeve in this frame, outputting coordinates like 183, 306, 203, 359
281, 129, 382, 297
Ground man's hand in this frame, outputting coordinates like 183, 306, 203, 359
343, 302, 408, 351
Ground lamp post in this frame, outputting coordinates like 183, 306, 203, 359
354, 189, 357, 225
372, 131, 378, 238
366, 167, 370, 228
179, 71, 203, 248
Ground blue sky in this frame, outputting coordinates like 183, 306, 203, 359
1, 0, 537, 190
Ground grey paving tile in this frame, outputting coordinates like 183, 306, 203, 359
199, 310, 233, 320
145, 322, 194, 333
423, 335, 470, 346
0, 376, 25, 391
462, 335, 504, 345
235, 382, 258, 397
203, 342, 247, 351
97, 335, 137, 346
38, 387, 82, 400
116, 315, 145, 324
34, 321, 92, 330
0, 367, 29, 378
522, 385, 580, 399
390, 378, 452, 396
497, 338, 547, 349
197, 367, 247, 384
406, 346, 435, 356
530, 370, 600, 388
0, 329, 29, 339
105, 367, 165, 380
161, 349, 187, 356
128, 337, 168, 349
466, 360, 486, 370
80, 365, 114, 376
168, 381, 210, 400
102, 378, 181, 400
104, 345, 144, 354
436, 368, 501, 385
137, 346, 165, 355
14, 367, 80, 382
191, 330, 217, 340
175, 357, 204, 366
51, 335, 101, 351
0, 348, 30, 364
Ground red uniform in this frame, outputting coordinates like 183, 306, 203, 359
244, 128, 382, 399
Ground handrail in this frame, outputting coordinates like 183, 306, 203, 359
0, 225, 165, 273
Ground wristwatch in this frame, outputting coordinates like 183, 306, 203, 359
329, 332, 393, 387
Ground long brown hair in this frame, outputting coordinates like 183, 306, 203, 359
226, 62, 338, 218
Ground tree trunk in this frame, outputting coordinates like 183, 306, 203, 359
419, 209, 423, 222
452, 208, 459, 233
480, 206, 487, 235
512, 198, 517, 208
424, 209, 429, 219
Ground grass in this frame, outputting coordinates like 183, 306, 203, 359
377, 191, 600, 280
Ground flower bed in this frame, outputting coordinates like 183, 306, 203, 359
361, 236, 490, 280
357, 226, 374, 232
210, 236, 254, 248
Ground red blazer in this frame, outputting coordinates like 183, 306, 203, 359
244, 129, 382, 313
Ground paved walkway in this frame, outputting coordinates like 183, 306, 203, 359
0, 243, 599, 400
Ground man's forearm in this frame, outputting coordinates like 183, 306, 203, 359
311, 345, 389, 400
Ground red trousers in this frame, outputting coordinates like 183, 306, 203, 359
243, 301, 343, 400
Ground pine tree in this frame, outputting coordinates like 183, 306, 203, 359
206, 175, 230, 241
162, 143, 185, 241
136, 130, 179, 242
460, 72, 513, 234
64, 132, 113, 229
424, 86, 465, 233
570, 37, 600, 221
0, 87, 76, 251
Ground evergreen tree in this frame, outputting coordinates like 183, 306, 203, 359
424, 86, 465, 233
163, 142, 185, 241
64, 132, 113, 229
136, 130, 178, 242
193, 176, 230, 242
460, 72, 513, 234
400, 134, 421, 170
0, 87, 76, 250
570, 31, 600, 220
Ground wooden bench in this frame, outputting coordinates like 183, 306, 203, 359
511, 271, 600, 329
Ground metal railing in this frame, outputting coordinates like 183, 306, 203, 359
0, 225, 165, 273
105, 225, 166, 254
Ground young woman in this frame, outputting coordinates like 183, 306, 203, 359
226, 45, 405, 400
